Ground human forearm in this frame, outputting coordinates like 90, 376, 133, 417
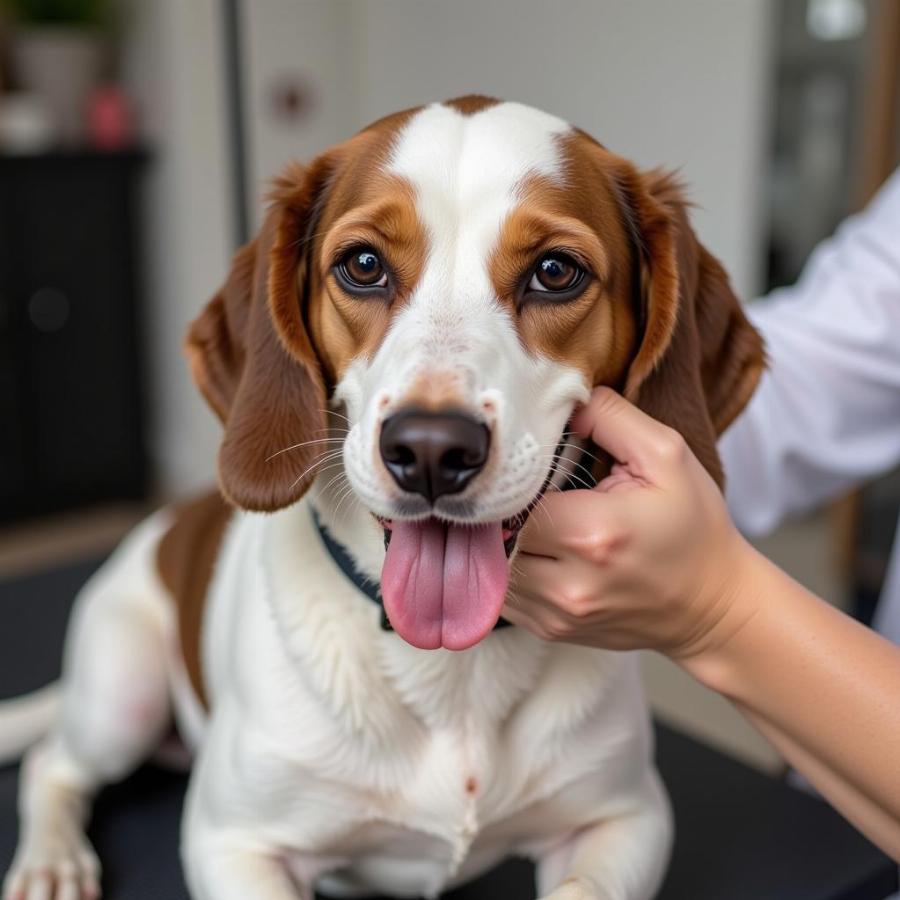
682, 546, 900, 835
740, 704, 900, 859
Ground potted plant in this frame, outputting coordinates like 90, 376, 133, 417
1, 0, 110, 145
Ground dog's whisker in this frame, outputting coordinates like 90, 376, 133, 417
320, 468, 350, 498
328, 469, 351, 502
303, 448, 346, 468
332, 484, 353, 515
332, 483, 361, 524
320, 408, 352, 425
336, 497, 361, 531
331, 483, 353, 509
538, 452, 598, 490
530, 489, 559, 531
543, 456, 596, 490
312, 460, 347, 484
537, 441, 603, 468
296, 463, 346, 495
287, 450, 346, 490
556, 443, 603, 465
267, 438, 346, 461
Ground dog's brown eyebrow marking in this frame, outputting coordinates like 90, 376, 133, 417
309, 167, 428, 383
486, 166, 638, 393
320, 188, 425, 273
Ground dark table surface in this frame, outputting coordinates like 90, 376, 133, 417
1, 556, 897, 900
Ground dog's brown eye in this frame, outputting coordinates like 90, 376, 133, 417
529, 254, 583, 293
339, 248, 388, 289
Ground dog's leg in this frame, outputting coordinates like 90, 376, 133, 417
535, 771, 672, 900
4, 529, 173, 900
182, 837, 313, 900
182, 735, 333, 900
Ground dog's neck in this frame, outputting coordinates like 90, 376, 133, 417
262, 478, 555, 736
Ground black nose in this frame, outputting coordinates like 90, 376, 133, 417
379, 410, 490, 503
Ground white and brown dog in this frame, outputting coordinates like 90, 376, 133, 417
1, 97, 763, 900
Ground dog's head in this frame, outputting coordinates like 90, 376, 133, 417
187, 96, 764, 650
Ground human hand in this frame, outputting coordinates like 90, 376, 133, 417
503, 387, 758, 657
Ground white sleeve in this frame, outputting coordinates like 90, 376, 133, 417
720, 168, 900, 537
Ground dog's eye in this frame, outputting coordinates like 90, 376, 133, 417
529, 254, 583, 293
338, 248, 388, 289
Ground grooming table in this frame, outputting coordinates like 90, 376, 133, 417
1, 557, 896, 900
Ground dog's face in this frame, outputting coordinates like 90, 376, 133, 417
187, 96, 764, 650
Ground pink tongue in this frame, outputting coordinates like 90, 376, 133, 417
381, 519, 509, 650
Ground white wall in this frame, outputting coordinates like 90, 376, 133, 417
242, 0, 773, 299
241, 0, 356, 226
122, 0, 233, 494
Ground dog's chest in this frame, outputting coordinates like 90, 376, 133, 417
250, 625, 627, 896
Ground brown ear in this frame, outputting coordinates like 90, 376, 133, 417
619, 168, 765, 487
185, 158, 333, 511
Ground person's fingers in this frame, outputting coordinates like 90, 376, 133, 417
511, 545, 558, 577
501, 595, 575, 642
500, 602, 546, 637
511, 536, 633, 626
517, 490, 609, 557
571, 386, 687, 477
509, 550, 564, 604
595, 462, 643, 494
507, 557, 569, 623
517, 485, 645, 565
515, 490, 582, 557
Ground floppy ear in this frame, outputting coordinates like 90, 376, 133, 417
619, 168, 765, 487
185, 157, 334, 511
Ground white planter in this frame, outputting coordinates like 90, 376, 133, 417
11, 26, 105, 146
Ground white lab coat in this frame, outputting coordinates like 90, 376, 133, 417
719, 167, 900, 644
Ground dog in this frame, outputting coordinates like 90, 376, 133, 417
1, 96, 763, 900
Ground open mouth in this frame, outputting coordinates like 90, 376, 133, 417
377, 510, 530, 556
372, 434, 576, 652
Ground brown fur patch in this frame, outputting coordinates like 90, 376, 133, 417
491, 169, 638, 391
313, 176, 428, 383
445, 94, 501, 116
157, 492, 234, 709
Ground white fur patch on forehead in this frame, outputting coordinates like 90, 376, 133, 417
387, 101, 571, 214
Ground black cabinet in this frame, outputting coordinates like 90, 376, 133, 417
0, 152, 149, 522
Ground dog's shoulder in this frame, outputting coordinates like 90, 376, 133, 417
158, 490, 234, 708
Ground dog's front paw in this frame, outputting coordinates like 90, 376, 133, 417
539, 877, 613, 900
2, 830, 100, 900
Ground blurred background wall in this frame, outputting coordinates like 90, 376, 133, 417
122, 0, 233, 495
